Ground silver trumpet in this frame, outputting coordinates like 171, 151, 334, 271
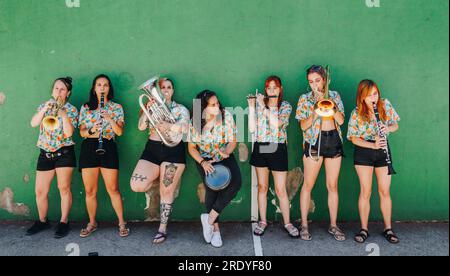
137, 76, 183, 147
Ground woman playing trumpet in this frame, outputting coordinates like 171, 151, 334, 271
248, 75, 299, 238
27, 77, 78, 239
347, 80, 400, 244
78, 74, 129, 238
130, 77, 190, 244
295, 65, 346, 241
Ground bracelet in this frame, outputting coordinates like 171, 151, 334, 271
200, 159, 206, 166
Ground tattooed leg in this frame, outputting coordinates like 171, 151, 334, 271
162, 163, 178, 187
131, 174, 148, 182
160, 203, 174, 226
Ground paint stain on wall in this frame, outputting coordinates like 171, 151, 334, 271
144, 178, 182, 221
238, 143, 249, 162
23, 174, 30, 184
0, 188, 30, 216
0, 92, 6, 106
197, 183, 206, 204
286, 167, 304, 201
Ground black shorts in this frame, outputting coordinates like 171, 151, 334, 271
140, 140, 186, 165
36, 146, 77, 171
304, 130, 344, 159
354, 143, 391, 168
250, 142, 288, 171
79, 138, 119, 170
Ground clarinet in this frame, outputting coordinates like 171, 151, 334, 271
96, 93, 106, 155
373, 102, 396, 175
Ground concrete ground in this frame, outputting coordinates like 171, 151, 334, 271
0, 221, 448, 256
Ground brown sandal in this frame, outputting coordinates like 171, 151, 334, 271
119, 223, 130, 237
80, 223, 98, 238
328, 226, 346, 242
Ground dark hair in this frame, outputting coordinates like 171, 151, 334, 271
53, 76, 73, 95
195, 89, 225, 133
264, 75, 283, 108
85, 74, 115, 110
306, 65, 327, 80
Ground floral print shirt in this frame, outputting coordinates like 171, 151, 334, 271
36, 102, 78, 152
253, 101, 292, 144
347, 98, 400, 141
189, 110, 237, 162
295, 90, 345, 146
78, 101, 124, 140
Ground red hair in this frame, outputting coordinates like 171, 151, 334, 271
356, 79, 387, 122
264, 75, 283, 108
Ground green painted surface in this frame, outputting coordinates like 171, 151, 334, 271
0, 0, 448, 222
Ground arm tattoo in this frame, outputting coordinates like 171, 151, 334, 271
162, 163, 178, 187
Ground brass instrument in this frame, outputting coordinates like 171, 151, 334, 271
137, 76, 182, 147
313, 65, 335, 118
42, 97, 65, 131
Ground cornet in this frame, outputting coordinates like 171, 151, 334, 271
42, 97, 65, 131
137, 76, 183, 147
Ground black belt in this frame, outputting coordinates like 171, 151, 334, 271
42, 147, 71, 159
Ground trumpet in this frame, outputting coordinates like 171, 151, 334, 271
42, 97, 65, 131
137, 76, 183, 147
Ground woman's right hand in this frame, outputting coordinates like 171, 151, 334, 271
374, 136, 387, 150
146, 99, 157, 109
256, 93, 265, 107
247, 96, 256, 107
202, 160, 215, 175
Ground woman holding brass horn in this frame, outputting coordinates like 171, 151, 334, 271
78, 74, 129, 238
247, 76, 299, 238
130, 77, 190, 244
347, 80, 400, 244
295, 65, 346, 241
27, 77, 78, 239
188, 90, 242, 248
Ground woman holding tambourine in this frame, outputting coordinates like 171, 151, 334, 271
188, 90, 242, 248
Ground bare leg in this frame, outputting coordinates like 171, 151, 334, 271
300, 155, 323, 228
272, 171, 290, 225
374, 167, 393, 230
55, 167, 74, 223
355, 165, 374, 231
323, 157, 342, 227
255, 167, 270, 223
130, 160, 160, 193
81, 168, 100, 226
101, 168, 126, 226
35, 170, 56, 222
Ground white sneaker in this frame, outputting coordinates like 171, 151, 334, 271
211, 231, 223, 248
200, 214, 214, 243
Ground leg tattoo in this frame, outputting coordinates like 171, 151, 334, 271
132, 173, 148, 182
162, 163, 178, 187
160, 203, 173, 225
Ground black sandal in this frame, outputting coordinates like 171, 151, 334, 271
153, 231, 167, 244
383, 229, 399, 244
354, 229, 369, 243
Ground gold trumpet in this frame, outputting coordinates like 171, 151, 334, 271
313, 65, 335, 118
42, 97, 65, 131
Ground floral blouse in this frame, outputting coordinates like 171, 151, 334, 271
36, 102, 78, 152
347, 98, 400, 142
78, 101, 124, 140
295, 90, 345, 146
146, 100, 190, 135
189, 110, 237, 162
253, 101, 292, 144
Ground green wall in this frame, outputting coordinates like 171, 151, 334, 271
0, 0, 448, 222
